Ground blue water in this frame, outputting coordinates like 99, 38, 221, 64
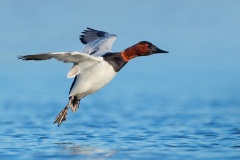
1, 69, 240, 160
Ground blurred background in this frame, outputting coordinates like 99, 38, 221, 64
1, 0, 239, 103
0, 1, 240, 159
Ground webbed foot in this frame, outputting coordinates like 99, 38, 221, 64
53, 106, 69, 127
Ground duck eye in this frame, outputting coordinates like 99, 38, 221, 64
146, 43, 152, 48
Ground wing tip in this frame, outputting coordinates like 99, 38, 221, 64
79, 27, 95, 44
79, 36, 88, 44
79, 27, 111, 45
18, 55, 27, 60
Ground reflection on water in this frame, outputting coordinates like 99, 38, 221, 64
55, 142, 117, 158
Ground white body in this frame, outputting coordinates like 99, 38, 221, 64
69, 58, 117, 97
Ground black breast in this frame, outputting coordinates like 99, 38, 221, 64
103, 52, 127, 72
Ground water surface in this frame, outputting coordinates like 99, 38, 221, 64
1, 71, 240, 160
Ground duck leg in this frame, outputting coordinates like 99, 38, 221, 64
53, 96, 74, 127
71, 98, 81, 112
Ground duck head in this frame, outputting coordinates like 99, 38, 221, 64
121, 41, 168, 61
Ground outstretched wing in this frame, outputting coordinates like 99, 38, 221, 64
18, 51, 100, 63
80, 27, 117, 56
19, 51, 101, 78
18, 28, 117, 78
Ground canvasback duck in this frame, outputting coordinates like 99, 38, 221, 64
19, 27, 168, 126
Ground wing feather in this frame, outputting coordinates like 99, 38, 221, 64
18, 51, 101, 63
79, 27, 110, 44
79, 27, 117, 56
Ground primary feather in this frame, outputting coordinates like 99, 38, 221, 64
80, 28, 117, 56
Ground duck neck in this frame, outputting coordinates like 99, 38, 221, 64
120, 45, 140, 62
103, 52, 128, 72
